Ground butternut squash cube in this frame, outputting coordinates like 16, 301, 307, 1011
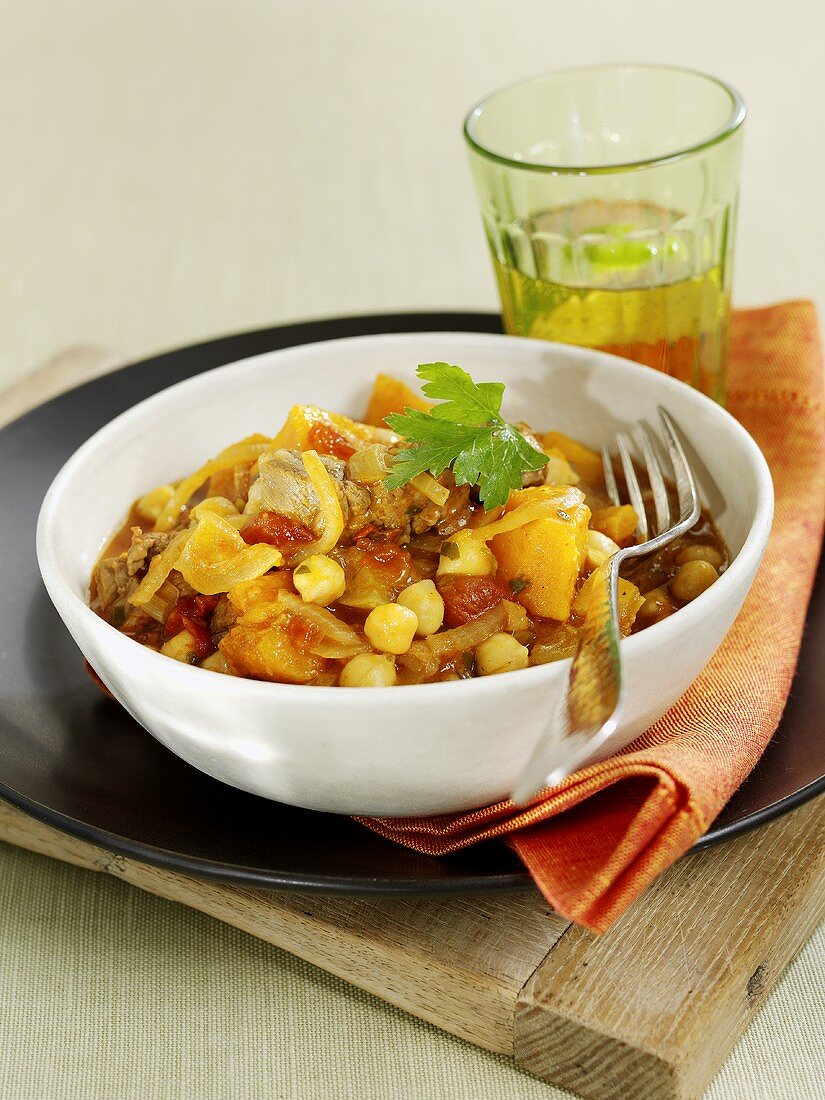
541, 431, 603, 486
362, 374, 432, 428
573, 571, 645, 636
271, 405, 378, 455
590, 504, 639, 546
490, 489, 590, 621
542, 447, 580, 486
220, 618, 326, 684
227, 572, 295, 614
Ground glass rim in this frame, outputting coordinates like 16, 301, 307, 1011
463, 63, 746, 175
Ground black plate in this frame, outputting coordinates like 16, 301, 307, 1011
1, 313, 822, 893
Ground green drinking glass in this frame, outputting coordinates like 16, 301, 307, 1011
464, 64, 745, 403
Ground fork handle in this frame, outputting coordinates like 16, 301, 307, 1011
509, 554, 624, 806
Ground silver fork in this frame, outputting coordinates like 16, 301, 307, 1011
510, 409, 701, 806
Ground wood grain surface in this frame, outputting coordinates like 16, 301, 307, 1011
515, 795, 825, 1098
2, 348, 823, 1099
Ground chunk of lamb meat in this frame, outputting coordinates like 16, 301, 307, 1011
91, 556, 138, 625
248, 447, 468, 545
342, 480, 447, 541
343, 448, 473, 539
245, 450, 346, 523
126, 527, 173, 577
119, 607, 164, 647
92, 531, 170, 642
90, 553, 161, 641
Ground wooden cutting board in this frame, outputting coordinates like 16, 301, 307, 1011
2, 349, 823, 1100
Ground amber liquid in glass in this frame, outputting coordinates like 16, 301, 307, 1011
493, 201, 730, 402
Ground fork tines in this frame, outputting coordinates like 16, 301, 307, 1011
600, 409, 700, 545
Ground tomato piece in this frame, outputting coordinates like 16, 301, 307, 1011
241, 511, 316, 551
164, 594, 220, 658
192, 594, 220, 618
181, 617, 214, 660
164, 612, 212, 657
306, 422, 356, 460
164, 604, 189, 638
438, 575, 511, 628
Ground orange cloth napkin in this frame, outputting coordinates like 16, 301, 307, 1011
359, 301, 825, 933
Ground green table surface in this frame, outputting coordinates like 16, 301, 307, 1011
0, 841, 821, 1099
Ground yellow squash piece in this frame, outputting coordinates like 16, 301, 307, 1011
227, 572, 295, 614
220, 621, 327, 684
272, 405, 383, 453
573, 570, 645, 636
160, 629, 201, 664
541, 431, 603, 486
362, 374, 432, 428
219, 605, 327, 684
489, 487, 590, 621
590, 504, 639, 546
542, 447, 580, 486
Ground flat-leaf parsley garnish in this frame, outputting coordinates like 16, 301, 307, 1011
384, 363, 548, 510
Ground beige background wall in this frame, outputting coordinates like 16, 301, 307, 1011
0, 0, 822, 388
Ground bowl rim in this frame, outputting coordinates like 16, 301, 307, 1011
36, 330, 774, 704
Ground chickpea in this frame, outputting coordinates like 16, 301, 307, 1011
475, 632, 530, 677
396, 580, 445, 636
340, 652, 397, 687
676, 544, 724, 569
437, 530, 497, 578
364, 603, 419, 654
670, 560, 719, 604
636, 586, 677, 627
293, 554, 346, 605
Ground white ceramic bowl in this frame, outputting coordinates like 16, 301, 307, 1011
37, 333, 773, 816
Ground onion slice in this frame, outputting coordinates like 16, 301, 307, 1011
154, 435, 272, 531
176, 512, 283, 595
347, 445, 391, 484
140, 579, 180, 623
410, 472, 450, 507
420, 603, 508, 658
277, 591, 368, 658
398, 603, 508, 683
470, 487, 585, 542
300, 449, 344, 556
129, 530, 191, 607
